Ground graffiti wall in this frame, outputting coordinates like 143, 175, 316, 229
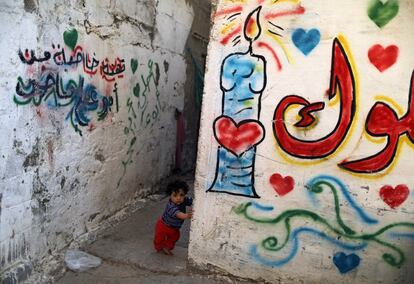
189, 0, 414, 283
0, 0, 195, 281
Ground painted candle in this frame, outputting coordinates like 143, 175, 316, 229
208, 7, 266, 198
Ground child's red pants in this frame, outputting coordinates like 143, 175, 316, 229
153, 218, 180, 251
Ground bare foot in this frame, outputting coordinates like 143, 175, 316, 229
162, 248, 174, 256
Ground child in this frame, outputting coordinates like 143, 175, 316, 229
153, 180, 193, 255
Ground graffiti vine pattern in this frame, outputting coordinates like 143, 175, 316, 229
117, 59, 163, 188
234, 176, 414, 268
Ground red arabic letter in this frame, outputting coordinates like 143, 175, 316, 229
272, 37, 356, 158
339, 71, 414, 173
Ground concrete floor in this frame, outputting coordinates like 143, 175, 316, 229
55, 187, 239, 284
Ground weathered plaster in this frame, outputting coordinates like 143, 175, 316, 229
190, 0, 414, 283
0, 0, 195, 282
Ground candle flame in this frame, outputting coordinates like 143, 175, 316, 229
244, 6, 262, 43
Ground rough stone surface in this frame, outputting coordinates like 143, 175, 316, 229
0, 0, 208, 282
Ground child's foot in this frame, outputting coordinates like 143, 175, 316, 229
162, 248, 174, 255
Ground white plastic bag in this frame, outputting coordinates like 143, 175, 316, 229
64, 249, 102, 272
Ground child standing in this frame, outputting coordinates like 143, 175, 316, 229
153, 180, 193, 255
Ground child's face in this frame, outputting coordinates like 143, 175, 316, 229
170, 189, 186, 205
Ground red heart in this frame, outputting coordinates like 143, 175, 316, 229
379, 184, 409, 209
368, 44, 399, 72
214, 116, 265, 156
269, 173, 295, 196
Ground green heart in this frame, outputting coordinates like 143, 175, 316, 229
368, 0, 399, 28
133, 83, 140, 97
131, 58, 138, 74
63, 28, 78, 50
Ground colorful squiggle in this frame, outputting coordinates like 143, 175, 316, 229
234, 176, 414, 268
306, 175, 378, 224
249, 227, 366, 267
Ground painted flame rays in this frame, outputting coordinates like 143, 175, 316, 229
216, 0, 305, 69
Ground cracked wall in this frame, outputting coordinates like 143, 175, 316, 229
0, 0, 195, 282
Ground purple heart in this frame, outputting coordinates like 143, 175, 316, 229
333, 252, 360, 274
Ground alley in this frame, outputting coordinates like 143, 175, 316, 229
55, 175, 242, 284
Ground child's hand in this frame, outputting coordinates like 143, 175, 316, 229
187, 207, 193, 219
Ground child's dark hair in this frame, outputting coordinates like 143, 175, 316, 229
166, 180, 189, 195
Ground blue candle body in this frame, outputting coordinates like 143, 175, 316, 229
208, 51, 266, 198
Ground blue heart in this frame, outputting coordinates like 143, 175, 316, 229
292, 28, 320, 56
333, 252, 361, 274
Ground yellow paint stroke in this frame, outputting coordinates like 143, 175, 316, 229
220, 21, 238, 35
286, 104, 301, 122
287, 104, 320, 130
329, 34, 359, 159
402, 134, 414, 149
265, 30, 294, 64
340, 96, 404, 171
362, 96, 403, 145
373, 96, 414, 149
272, 35, 360, 167
374, 95, 405, 116
272, 133, 330, 166
271, 0, 302, 5
296, 115, 320, 131
243, 100, 253, 107
223, 0, 301, 7
343, 94, 414, 179
223, 0, 248, 3
364, 131, 386, 144
328, 87, 340, 107
272, 105, 328, 166
364, 96, 404, 147
343, 135, 413, 180
255, 64, 264, 73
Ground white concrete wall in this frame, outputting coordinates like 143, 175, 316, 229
0, 0, 194, 282
190, 0, 414, 283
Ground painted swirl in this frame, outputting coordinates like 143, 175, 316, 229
233, 176, 414, 268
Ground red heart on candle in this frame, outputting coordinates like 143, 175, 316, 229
368, 44, 399, 72
269, 173, 295, 196
214, 115, 264, 156
379, 184, 409, 209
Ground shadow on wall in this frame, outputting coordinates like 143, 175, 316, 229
181, 0, 211, 173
